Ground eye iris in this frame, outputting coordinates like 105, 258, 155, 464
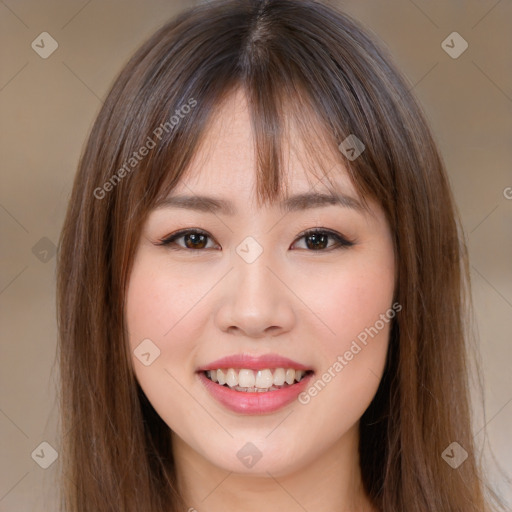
306, 233, 328, 250
184, 233, 207, 249
170, 230, 342, 251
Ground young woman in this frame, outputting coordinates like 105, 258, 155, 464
56, 0, 507, 510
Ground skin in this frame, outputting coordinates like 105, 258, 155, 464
125, 88, 395, 512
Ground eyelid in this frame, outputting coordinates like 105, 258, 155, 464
291, 227, 355, 250
155, 227, 356, 251
156, 228, 219, 249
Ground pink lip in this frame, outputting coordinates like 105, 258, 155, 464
198, 371, 314, 415
197, 353, 314, 414
197, 353, 312, 372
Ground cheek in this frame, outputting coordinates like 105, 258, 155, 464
124, 255, 211, 435
294, 249, 395, 429
124, 254, 205, 391
293, 250, 395, 352
125, 254, 211, 351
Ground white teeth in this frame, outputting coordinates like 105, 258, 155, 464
273, 368, 286, 386
238, 369, 256, 388
226, 368, 238, 387
255, 369, 273, 389
285, 368, 295, 385
205, 367, 309, 390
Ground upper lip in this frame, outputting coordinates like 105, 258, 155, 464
197, 353, 313, 372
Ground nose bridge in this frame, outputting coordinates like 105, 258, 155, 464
232, 235, 278, 304
213, 234, 295, 337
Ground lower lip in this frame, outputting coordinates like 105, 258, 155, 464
197, 371, 314, 415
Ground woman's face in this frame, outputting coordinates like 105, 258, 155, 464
125, 89, 395, 477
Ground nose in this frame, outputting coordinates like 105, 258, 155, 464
214, 249, 296, 339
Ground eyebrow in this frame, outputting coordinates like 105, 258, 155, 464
153, 191, 364, 215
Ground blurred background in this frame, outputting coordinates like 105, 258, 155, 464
1, 0, 511, 510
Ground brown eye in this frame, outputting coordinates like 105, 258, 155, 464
305, 232, 329, 250
292, 229, 355, 251
182, 232, 208, 249
157, 229, 217, 250
157, 228, 355, 252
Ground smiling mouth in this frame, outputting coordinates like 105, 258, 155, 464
203, 368, 314, 392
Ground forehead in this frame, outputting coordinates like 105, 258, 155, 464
171, 88, 358, 202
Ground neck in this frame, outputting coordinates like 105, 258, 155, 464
172, 423, 377, 512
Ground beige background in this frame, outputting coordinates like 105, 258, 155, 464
1, 0, 511, 510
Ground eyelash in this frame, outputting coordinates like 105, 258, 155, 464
156, 228, 355, 252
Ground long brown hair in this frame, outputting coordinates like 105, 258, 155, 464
56, 0, 506, 510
